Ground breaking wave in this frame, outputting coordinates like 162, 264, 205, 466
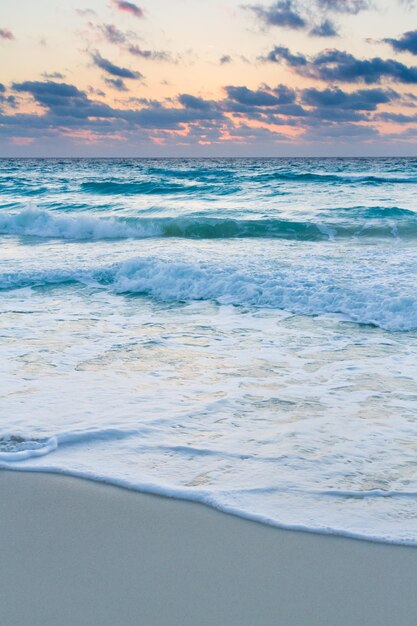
1, 255, 416, 331
1, 208, 417, 241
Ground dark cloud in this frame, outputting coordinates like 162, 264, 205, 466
248, 1, 306, 30
316, 0, 370, 14
3, 78, 415, 152
225, 84, 296, 107
0, 28, 14, 40
13, 81, 84, 101
12, 81, 116, 119
127, 44, 171, 62
262, 45, 307, 66
98, 23, 126, 45
88, 86, 106, 96
304, 121, 379, 140
91, 51, 143, 79
245, 0, 370, 36
302, 87, 398, 110
309, 19, 338, 37
220, 55, 232, 65
41, 72, 66, 79
8, 80, 224, 134
0, 88, 16, 111
264, 46, 417, 84
96, 23, 172, 62
113, 0, 144, 18
104, 78, 129, 91
385, 30, 417, 55
226, 86, 285, 106
125, 106, 224, 129
311, 49, 417, 83
377, 111, 417, 123
177, 94, 216, 111
224, 84, 398, 126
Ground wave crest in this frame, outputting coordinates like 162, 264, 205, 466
1, 208, 416, 242
1, 255, 416, 331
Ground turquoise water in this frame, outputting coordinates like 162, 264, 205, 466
1, 158, 417, 543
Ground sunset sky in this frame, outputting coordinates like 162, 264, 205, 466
1, 0, 417, 155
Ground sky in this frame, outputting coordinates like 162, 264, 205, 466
1, 0, 417, 156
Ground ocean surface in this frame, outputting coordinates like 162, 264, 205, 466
1, 157, 417, 544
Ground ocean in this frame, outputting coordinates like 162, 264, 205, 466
1, 157, 417, 544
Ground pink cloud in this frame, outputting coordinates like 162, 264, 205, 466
10, 137, 34, 145
0, 28, 14, 40
113, 1, 144, 18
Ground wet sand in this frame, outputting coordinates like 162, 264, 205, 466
1, 470, 417, 626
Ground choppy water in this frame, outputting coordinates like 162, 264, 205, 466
1, 157, 417, 543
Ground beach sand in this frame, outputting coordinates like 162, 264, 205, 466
1, 470, 417, 626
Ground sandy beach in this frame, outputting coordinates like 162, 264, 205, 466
1, 470, 417, 626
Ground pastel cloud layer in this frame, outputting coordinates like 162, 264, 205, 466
1, 0, 417, 155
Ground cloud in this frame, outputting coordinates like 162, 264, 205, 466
384, 30, 417, 55
98, 23, 126, 45
12, 80, 116, 119
309, 19, 338, 37
127, 44, 172, 62
76, 8, 97, 17
104, 78, 129, 91
223, 84, 398, 125
96, 23, 173, 62
304, 121, 379, 140
247, 1, 306, 29
262, 45, 307, 66
245, 0, 370, 36
7, 80, 224, 133
41, 72, 66, 79
301, 86, 398, 110
315, 0, 370, 14
177, 94, 216, 111
225, 84, 296, 106
3, 78, 415, 153
220, 55, 232, 65
263, 46, 417, 83
0, 28, 14, 40
113, 1, 144, 18
91, 51, 143, 79
377, 111, 417, 123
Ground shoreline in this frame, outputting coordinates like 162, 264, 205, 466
1, 465, 416, 547
1, 470, 417, 625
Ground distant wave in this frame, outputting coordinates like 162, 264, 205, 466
254, 172, 417, 185
81, 172, 417, 189
1, 208, 416, 242
1, 255, 416, 331
80, 180, 240, 195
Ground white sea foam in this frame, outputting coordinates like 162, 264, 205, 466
0, 207, 152, 240
1, 250, 416, 331
2, 158, 417, 546
1, 207, 417, 242
0, 435, 58, 461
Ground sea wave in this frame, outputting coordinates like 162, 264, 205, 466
1, 208, 416, 241
80, 179, 240, 195
254, 171, 417, 185
81, 171, 417, 189
1, 255, 416, 331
